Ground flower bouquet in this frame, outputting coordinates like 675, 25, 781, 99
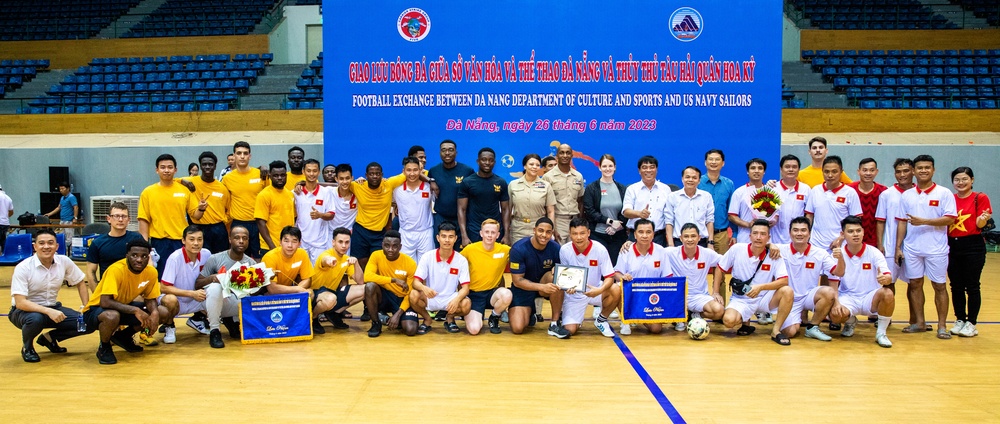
750, 186, 782, 224
218, 263, 273, 299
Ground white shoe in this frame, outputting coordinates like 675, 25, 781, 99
592, 306, 602, 320
186, 318, 211, 335
164, 326, 176, 344
619, 322, 631, 336
959, 323, 978, 337
876, 333, 892, 348
951, 320, 966, 335
594, 320, 615, 338
690, 311, 702, 320
609, 309, 620, 319
674, 322, 687, 332
756, 312, 773, 325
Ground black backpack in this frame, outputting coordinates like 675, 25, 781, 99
17, 211, 36, 226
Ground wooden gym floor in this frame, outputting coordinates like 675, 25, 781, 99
1, 255, 998, 423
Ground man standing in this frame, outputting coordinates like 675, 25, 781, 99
458, 148, 510, 248
285, 146, 307, 188
82, 239, 179, 365
322, 164, 337, 183
805, 156, 862, 252
797, 136, 852, 188
772, 155, 810, 244
44, 182, 79, 251
362, 231, 418, 337
895, 155, 956, 338
394, 157, 436, 261
728, 158, 768, 244
771, 217, 844, 342
255, 160, 296, 255
559, 217, 620, 337
138, 154, 191, 275
410, 223, 472, 334
508, 218, 568, 338
222, 141, 268, 258
86, 202, 144, 291
664, 166, 714, 248
9, 229, 90, 362
330, 164, 359, 235
848, 158, 887, 247
219, 153, 234, 179
158, 225, 212, 343
0, 184, 12, 254
542, 143, 585, 244
345, 162, 406, 270
699, 149, 735, 254
294, 159, 335, 261
187, 151, 230, 254
460, 219, 513, 335
875, 158, 915, 288
311, 227, 365, 331
831, 216, 896, 347
427, 140, 475, 246
194, 226, 256, 348
623, 155, 670, 247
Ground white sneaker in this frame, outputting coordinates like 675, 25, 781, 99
951, 320, 966, 335
959, 323, 978, 337
804, 325, 832, 341
756, 312, 773, 325
186, 318, 211, 335
674, 322, 687, 332
164, 326, 176, 344
594, 320, 615, 338
609, 309, 620, 319
842, 316, 857, 337
619, 322, 632, 335
592, 306, 602, 320
690, 311, 702, 320
876, 333, 892, 348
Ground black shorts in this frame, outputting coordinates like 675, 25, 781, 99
468, 288, 497, 315
351, 222, 385, 259
314, 285, 352, 312
402, 309, 420, 322
84, 301, 148, 329
510, 286, 538, 310
379, 287, 405, 314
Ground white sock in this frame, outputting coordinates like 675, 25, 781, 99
877, 316, 891, 336
534, 297, 543, 313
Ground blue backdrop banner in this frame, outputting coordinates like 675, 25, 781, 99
622, 277, 687, 324
240, 293, 313, 344
326, 1, 781, 184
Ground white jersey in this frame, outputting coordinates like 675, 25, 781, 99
772, 181, 810, 244
664, 245, 721, 296
329, 189, 358, 232
776, 243, 838, 299
718, 243, 788, 301
393, 181, 435, 232
728, 183, 760, 244
161, 248, 211, 314
414, 249, 470, 297
897, 183, 957, 256
839, 243, 890, 297
614, 243, 674, 279
875, 184, 906, 257
805, 183, 862, 249
0, 190, 12, 226
559, 240, 616, 289
294, 185, 336, 251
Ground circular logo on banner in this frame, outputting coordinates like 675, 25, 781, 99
500, 154, 515, 169
669, 7, 703, 42
398, 8, 431, 42
649, 293, 660, 305
270, 311, 283, 323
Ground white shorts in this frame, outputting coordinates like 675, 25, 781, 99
687, 293, 715, 313
561, 292, 603, 325
401, 228, 435, 263
426, 292, 460, 312
787, 286, 823, 327
303, 243, 329, 265
886, 257, 905, 284
839, 290, 879, 316
158, 294, 204, 316
903, 252, 948, 283
727, 291, 776, 322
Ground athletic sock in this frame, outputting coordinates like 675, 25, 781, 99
596, 315, 608, 324
804, 323, 815, 330
877, 316, 891, 336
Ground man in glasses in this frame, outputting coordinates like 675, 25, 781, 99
86, 201, 144, 291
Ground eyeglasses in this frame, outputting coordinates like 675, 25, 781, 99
108, 214, 129, 220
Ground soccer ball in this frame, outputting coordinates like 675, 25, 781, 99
687, 317, 710, 340
500, 154, 515, 168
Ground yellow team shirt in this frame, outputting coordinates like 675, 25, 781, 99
222, 168, 267, 221
364, 249, 416, 311
254, 186, 296, 248
312, 248, 355, 290
84, 259, 161, 312
460, 241, 510, 292
262, 248, 314, 286
351, 174, 405, 231
186, 178, 230, 225
797, 165, 852, 188
286, 172, 307, 189
138, 182, 191, 239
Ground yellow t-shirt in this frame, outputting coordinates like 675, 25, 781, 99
186, 178, 230, 225
138, 182, 191, 239
85, 259, 161, 312
312, 248, 355, 290
364, 249, 416, 311
254, 186, 296, 248
798, 165, 852, 188
460, 241, 510, 292
286, 172, 307, 189
262, 248, 314, 286
222, 168, 267, 221
351, 174, 405, 231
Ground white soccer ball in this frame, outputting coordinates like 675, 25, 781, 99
687, 317, 710, 340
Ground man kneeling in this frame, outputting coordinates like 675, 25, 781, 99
311, 227, 366, 331
363, 231, 419, 337
559, 217, 621, 337
410, 223, 472, 334
461, 219, 513, 335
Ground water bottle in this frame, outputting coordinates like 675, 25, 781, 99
70, 183, 75, 192
121, 185, 125, 195
77, 306, 86, 332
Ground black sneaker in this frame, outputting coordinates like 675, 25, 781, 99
110, 329, 143, 353
96, 343, 117, 365
158, 324, 166, 334
37, 334, 67, 353
312, 318, 326, 334
534, 313, 544, 324
528, 313, 537, 327
222, 316, 241, 339
209, 329, 225, 349
488, 313, 502, 334
367, 321, 382, 338
359, 307, 371, 322
547, 323, 571, 339
829, 323, 842, 331
326, 312, 349, 329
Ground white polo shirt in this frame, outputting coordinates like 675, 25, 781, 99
11, 254, 85, 307
614, 243, 674, 279
414, 249, 470, 296
776, 243, 838, 299
772, 180, 810, 244
805, 182, 862, 249
665, 245, 721, 296
728, 183, 760, 243
294, 184, 336, 250
897, 183, 957, 256
393, 181, 435, 232
664, 188, 714, 238
622, 180, 671, 231
558, 240, 615, 289
874, 184, 906, 256
718, 243, 788, 300
0, 190, 12, 226
161, 248, 211, 313
329, 189, 358, 232
839, 243, 890, 297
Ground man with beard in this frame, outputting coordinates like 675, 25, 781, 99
255, 161, 296, 256
195, 226, 257, 347
285, 146, 307, 188
428, 140, 475, 246
187, 151, 231, 254
542, 143, 585, 244
458, 147, 510, 248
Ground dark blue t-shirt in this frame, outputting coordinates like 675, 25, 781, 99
87, 230, 144, 278
509, 236, 561, 284
458, 173, 509, 236
427, 162, 474, 220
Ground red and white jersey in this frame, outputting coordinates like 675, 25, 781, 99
775, 243, 838, 299
294, 184, 336, 250
664, 245, 721, 296
614, 243, 674, 279
330, 189, 358, 232
772, 180, 810, 244
393, 181, 435, 233
875, 184, 906, 256
805, 183, 862, 249
414, 249, 470, 297
718, 243, 788, 300
161, 248, 210, 313
839, 243, 890, 297
897, 183, 957, 256
728, 183, 759, 244
559, 240, 615, 289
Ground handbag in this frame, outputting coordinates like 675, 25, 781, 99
16, 211, 36, 226
975, 193, 995, 232
730, 247, 767, 296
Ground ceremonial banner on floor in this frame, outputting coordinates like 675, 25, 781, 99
622, 277, 687, 324
240, 293, 313, 344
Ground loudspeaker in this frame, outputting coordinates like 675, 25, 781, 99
49, 166, 69, 193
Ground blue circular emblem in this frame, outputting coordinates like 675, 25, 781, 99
270, 311, 283, 323
500, 154, 515, 169
649, 293, 660, 305
669, 7, 703, 42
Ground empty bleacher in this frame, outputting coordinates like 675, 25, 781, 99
951, 0, 1000, 27
790, 0, 957, 29
0, 0, 139, 41
285, 52, 322, 110
0, 60, 50, 100
122, 0, 279, 38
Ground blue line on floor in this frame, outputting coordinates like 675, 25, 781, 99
612, 336, 685, 423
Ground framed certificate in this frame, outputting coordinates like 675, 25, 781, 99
553, 264, 588, 292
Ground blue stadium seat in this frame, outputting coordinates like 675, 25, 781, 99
859, 100, 876, 109
981, 100, 998, 109
284, 101, 296, 110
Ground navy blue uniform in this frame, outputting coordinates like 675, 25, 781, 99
508, 236, 560, 308
458, 173, 509, 243
86, 230, 144, 279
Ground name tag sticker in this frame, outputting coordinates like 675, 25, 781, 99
492, 253, 505, 259
395, 269, 407, 276
291, 261, 301, 268
173, 193, 186, 197
249, 178, 261, 184
211, 191, 224, 198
